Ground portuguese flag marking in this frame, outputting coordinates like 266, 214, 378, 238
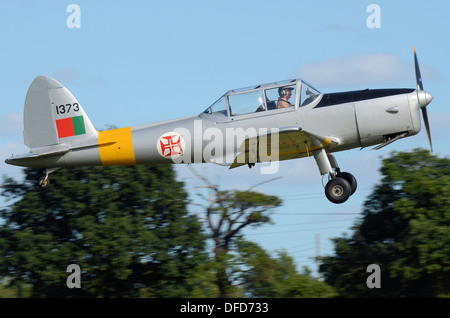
56, 116, 86, 138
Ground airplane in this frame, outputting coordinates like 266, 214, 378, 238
4, 47, 433, 204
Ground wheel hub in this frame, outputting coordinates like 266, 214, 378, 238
332, 184, 344, 197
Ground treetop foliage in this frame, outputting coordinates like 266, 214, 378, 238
0, 165, 207, 297
320, 149, 450, 297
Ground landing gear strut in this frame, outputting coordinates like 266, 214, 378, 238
37, 168, 60, 189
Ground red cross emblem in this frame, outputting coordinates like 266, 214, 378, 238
157, 132, 185, 158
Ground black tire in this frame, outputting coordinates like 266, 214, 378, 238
325, 177, 351, 204
339, 172, 357, 195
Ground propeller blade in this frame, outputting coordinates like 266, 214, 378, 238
422, 107, 433, 152
414, 45, 424, 91
414, 46, 433, 152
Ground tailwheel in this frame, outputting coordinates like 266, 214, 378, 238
325, 177, 351, 204
38, 176, 50, 188
37, 168, 60, 189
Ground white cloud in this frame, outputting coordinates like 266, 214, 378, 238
0, 111, 23, 135
0, 111, 27, 180
429, 112, 450, 132
325, 24, 348, 32
1, 140, 27, 181
298, 53, 417, 88
53, 68, 79, 85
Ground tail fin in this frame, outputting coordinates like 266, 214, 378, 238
24, 76, 97, 149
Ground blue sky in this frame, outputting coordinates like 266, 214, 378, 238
1, 1, 450, 276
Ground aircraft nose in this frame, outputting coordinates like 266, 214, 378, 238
417, 90, 433, 108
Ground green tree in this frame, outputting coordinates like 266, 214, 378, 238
319, 149, 450, 297
191, 171, 282, 298
237, 239, 336, 298
209, 189, 282, 298
0, 165, 207, 297
0, 279, 17, 298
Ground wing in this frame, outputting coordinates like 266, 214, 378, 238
229, 126, 337, 169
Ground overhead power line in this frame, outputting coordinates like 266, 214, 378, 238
264, 218, 355, 228
246, 225, 350, 236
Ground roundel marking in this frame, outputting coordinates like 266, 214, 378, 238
157, 132, 185, 159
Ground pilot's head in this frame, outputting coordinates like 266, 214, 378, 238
278, 87, 293, 98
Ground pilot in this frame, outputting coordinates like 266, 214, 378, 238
276, 87, 294, 108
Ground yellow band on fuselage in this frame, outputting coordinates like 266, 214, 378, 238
98, 127, 136, 165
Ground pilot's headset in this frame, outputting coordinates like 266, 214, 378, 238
278, 87, 291, 97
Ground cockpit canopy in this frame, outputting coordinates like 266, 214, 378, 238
202, 79, 320, 117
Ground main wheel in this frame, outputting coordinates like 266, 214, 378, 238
325, 177, 351, 204
339, 172, 357, 195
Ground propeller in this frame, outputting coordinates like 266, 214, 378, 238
414, 46, 434, 152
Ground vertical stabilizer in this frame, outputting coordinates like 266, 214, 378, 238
24, 76, 97, 149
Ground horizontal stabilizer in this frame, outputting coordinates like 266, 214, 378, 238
4, 144, 70, 167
